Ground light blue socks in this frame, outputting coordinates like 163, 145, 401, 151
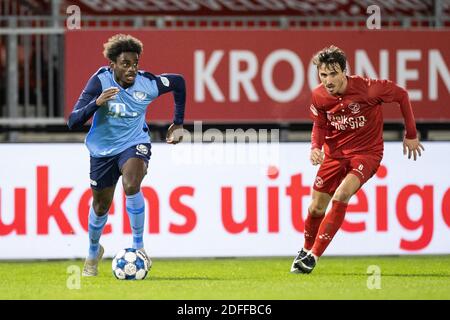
126, 191, 145, 249
88, 207, 108, 259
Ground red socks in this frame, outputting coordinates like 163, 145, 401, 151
303, 212, 325, 251
311, 200, 348, 257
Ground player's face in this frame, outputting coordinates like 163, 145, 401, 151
111, 52, 139, 87
318, 63, 347, 96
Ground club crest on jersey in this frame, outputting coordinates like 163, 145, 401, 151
133, 91, 147, 101
136, 144, 149, 155
315, 176, 324, 188
310, 104, 318, 116
348, 102, 361, 114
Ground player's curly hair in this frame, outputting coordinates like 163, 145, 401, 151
312, 45, 347, 72
103, 34, 143, 62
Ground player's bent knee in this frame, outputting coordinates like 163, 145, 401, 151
123, 183, 140, 196
309, 205, 326, 217
93, 203, 110, 216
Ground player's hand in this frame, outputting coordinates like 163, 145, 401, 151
166, 124, 183, 144
403, 137, 424, 161
310, 148, 324, 166
95, 87, 120, 106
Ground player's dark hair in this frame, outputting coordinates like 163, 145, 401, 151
103, 34, 143, 62
312, 45, 347, 72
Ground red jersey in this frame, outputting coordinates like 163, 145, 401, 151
310, 75, 417, 159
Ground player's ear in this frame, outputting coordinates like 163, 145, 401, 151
109, 60, 115, 70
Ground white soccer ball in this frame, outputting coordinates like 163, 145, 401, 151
112, 248, 151, 280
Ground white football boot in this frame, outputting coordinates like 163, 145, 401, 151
137, 248, 153, 270
82, 244, 104, 277
290, 248, 308, 274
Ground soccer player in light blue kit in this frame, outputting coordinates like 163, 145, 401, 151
68, 34, 186, 276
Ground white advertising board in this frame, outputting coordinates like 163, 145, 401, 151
0, 142, 449, 259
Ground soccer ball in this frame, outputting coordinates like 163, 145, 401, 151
112, 248, 151, 280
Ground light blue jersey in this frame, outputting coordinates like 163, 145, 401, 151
87, 69, 158, 157
68, 67, 186, 158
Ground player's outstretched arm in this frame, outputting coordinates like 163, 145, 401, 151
370, 79, 425, 161
157, 74, 186, 125
166, 123, 184, 144
67, 75, 104, 130
310, 115, 326, 166
95, 87, 120, 106
156, 74, 186, 144
310, 148, 324, 166
403, 137, 425, 161
142, 72, 186, 144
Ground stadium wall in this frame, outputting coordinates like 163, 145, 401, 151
0, 142, 449, 259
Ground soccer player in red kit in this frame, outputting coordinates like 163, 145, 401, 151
290, 45, 424, 274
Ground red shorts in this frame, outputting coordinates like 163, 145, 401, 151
313, 154, 382, 194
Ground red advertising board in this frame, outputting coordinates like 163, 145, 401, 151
65, 30, 450, 123
65, 0, 436, 16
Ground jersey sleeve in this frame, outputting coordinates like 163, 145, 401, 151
143, 72, 186, 125
309, 95, 327, 150
67, 75, 102, 130
367, 79, 417, 139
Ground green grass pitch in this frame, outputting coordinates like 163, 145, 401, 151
0, 255, 449, 300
